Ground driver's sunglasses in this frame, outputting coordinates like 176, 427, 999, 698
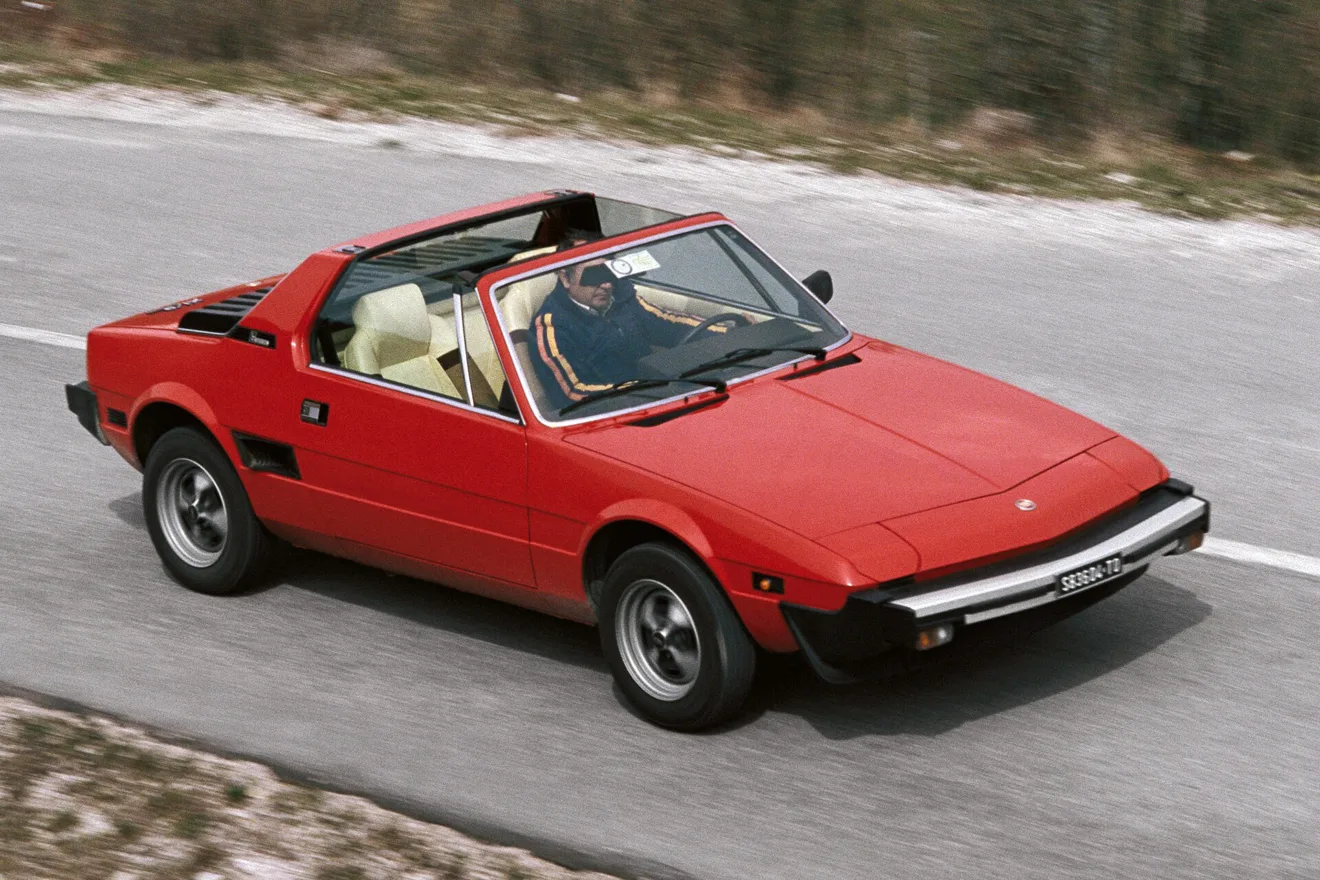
577, 264, 616, 287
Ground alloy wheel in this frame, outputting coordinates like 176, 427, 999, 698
156, 458, 228, 568
616, 579, 703, 701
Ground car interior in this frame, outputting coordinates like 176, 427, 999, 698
312, 194, 752, 419
314, 195, 604, 416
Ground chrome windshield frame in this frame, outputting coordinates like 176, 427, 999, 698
488, 219, 854, 429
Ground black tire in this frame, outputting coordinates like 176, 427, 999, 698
142, 426, 272, 595
599, 542, 756, 730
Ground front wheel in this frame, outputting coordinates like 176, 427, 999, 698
599, 543, 756, 730
142, 426, 272, 595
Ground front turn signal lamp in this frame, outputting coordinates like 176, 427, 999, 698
1170, 531, 1205, 555
914, 624, 955, 651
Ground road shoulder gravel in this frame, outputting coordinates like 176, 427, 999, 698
0, 688, 625, 880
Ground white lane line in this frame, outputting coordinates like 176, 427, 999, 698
0, 256, 17, 263
0, 124, 152, 149
2, 319, 1319, 580
0, 322, 86, 350
1198, 537, 1320, 579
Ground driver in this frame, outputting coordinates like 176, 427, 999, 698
530, 256, 714, 411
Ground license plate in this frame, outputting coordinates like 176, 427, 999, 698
1057, 556, 1123, 594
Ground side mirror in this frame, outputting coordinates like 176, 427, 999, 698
802, 270, 833, 304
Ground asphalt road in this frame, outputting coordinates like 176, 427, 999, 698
3, 98, 1319, 879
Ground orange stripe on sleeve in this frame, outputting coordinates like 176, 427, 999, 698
535, 315, 584, 401
544, 314, 612, 393
637, 294, 702, 327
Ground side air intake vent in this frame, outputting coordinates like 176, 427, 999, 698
232, 432, 300, 480
178, 288, 272, 336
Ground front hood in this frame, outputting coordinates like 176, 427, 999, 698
566, 341, 1114, 539
791, 341, 1116, 488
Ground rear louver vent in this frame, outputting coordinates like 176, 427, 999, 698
177, 288, 272, 336
336, 236, 522, 299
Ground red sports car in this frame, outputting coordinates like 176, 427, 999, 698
66, 191, 1210, 729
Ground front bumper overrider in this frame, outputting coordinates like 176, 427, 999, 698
65, 380, 108, 445
782, 480, 1210, 683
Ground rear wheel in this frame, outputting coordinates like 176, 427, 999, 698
142, 427, 271, 595
600, 542, 756, 730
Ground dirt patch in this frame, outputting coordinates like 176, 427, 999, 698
0, 696, 625, 880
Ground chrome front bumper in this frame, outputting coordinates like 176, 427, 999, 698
782, 481, 1210, 683
892, 494, 1208, 625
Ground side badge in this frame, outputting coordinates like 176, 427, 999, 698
1015, 498, 1037, 511
300, 399, 330, 426
245, 329, 276, 349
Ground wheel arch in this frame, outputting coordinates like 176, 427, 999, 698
131, 385, 224, 467
581, 504, 723, 613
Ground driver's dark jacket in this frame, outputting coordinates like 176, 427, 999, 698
530, 279, 702, 411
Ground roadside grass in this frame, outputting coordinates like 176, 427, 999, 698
0, 696, 617, 880
2, 43, 1320, 224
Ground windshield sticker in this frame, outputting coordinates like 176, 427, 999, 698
607, 250, 661, 278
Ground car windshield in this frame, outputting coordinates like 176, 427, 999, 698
494, 224, 848, 423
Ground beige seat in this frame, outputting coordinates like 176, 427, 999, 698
497, 270, 560, 414
500, 273, 559, 335
635, 284, 703, 318
424, 293, 510, 409
461, 309, 507, 404
342, 283, 460, 399
499, 245, 560, 331
429, 311, 459, 357
510, 244, 557, 264
634, 283, 762, 323
493, 247, 561, 413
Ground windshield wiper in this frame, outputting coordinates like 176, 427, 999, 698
679, 346, 827, 380
559, 377, 727, 416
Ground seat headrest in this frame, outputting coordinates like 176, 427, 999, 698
500, 273, 560, 333
350, 283, 430, 368
512, 245, 558, 262
497, 246, 562, 333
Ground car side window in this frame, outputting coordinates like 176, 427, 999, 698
313, 274, 517, 416
325, 281, 467, 402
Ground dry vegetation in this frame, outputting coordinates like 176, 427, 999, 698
0, 696, 622, 880
2, 0, 1320, 223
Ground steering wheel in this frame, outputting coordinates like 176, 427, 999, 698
680, 312, 751, 345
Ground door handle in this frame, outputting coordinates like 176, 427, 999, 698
300, 399, 330, 426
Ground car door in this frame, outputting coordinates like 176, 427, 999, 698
287, 281, 535, 588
